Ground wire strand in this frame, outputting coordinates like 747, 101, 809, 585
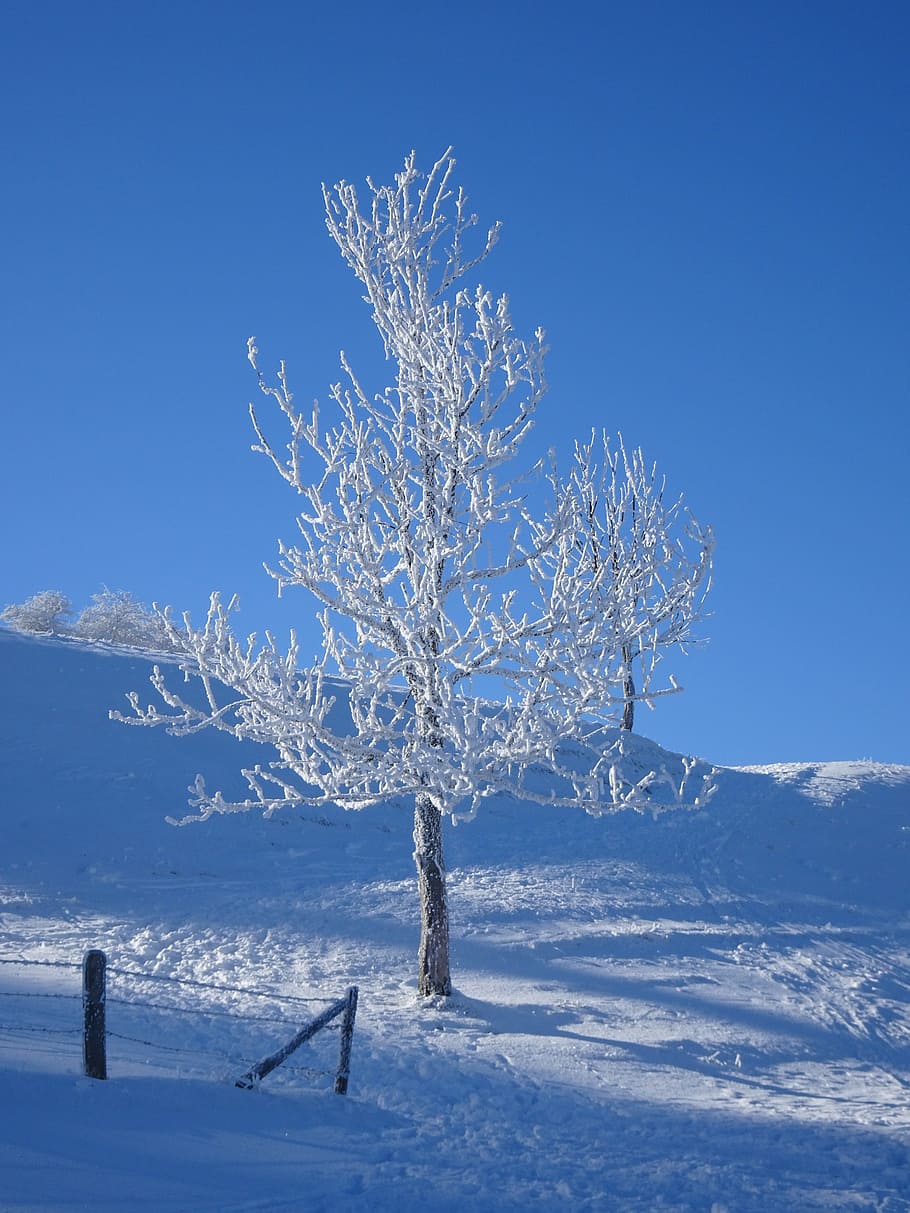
0, 953, 342, 1009
0, 1023, 82, 1036
109, 967, 332, 1006
106, 996, 304, 1028
0, 957, 81, 971
0, 990, 80, 1001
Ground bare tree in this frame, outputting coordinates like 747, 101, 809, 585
115, 151, 714, 997
571, 435, 713, 732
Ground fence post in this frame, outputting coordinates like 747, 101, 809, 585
333, 986, 358, 1095
82, 949, 107, 1080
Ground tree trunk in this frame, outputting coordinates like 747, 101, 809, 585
413, 793, 451, 996
621, 647, 635, 732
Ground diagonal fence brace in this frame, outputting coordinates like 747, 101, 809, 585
236, 986, 358, 1095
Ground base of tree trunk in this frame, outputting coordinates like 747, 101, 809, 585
413, 795, 452, 997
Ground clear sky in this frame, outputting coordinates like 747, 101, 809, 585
3, 1, 908, 768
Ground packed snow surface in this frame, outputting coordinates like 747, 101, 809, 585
1, 629, 908, 1211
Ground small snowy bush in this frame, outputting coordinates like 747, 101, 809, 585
75, 588, 177, 651
3, 587, 179, 653
1, 590, 73, 635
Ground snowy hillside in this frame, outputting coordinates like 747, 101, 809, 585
1, 628, 909, 1211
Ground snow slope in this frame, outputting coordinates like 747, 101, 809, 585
1, 628, 908, 1211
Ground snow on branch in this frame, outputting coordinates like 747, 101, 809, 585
117, 150, 715, 824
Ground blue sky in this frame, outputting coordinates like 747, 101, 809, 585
3, 1, 908, 767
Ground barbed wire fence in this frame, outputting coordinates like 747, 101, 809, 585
0, 953, 359, 1095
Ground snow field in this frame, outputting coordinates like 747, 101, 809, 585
1, 629, 908, 1210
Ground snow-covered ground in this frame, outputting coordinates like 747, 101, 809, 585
1, 628, 908, 1211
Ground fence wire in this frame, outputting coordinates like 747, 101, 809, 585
106, 995, 306, 1028
0, 989, 80, 1001
108, 966, 332, 1007
0, 952, 350, 1087
0, 1023, 82, 1037
0, 953, 340, 1009
0, 957, 81, 971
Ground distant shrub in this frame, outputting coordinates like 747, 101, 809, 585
74, 587, 178, 651
2, 587, 179, 652
1, 590, 73, 635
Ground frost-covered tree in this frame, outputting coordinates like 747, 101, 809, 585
116, 151, 714, 997
1, 590, 72, 635
571, 435, 713, 732
75, 587, 177, 651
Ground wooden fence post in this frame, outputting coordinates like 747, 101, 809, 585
82, 949, 107, 1080
333, 986, 358, 1095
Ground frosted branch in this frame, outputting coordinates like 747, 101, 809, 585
121, 152, 715, 824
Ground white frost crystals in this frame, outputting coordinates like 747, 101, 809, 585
114, 149, 715, 995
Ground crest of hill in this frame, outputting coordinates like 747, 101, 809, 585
1, 627, 907, 919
